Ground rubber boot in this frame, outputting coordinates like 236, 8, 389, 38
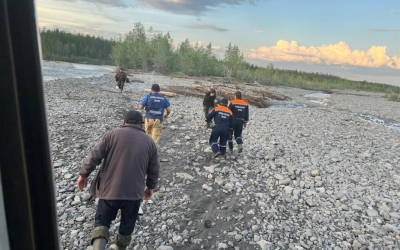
115, 244, 127, 250
91, 226, 110, 250
115, 233, 131, 250
238, 144, 243, 153
93, 238, 107, 250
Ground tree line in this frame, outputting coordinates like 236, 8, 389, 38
40, 24, 400, 93
40, 28, 116, 65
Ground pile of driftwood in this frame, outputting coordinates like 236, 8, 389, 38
204, 86, 270, 108
165, 85, 270, 108
129, 79, 145, 83
142, 89, 177, 97
163, 86, 204, 98
257, 90, 291, 101
163, 82, 291, 108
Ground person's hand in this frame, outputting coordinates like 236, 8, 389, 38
77, 176, 88, 191
144, 188, 153, 200
243, 123, 247, 129
163, 115, 168, 120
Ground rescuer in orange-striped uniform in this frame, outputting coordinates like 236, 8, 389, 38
228, 91, 249, 153
205, 98, 234, 158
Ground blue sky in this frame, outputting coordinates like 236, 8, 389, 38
36, 0, 400, 86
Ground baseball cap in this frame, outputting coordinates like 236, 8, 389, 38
124, 110, 144, 124
151, 84, 160, 92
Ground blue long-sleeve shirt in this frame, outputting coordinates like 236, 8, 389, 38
206, 105, 234, 129
229, 98, 249, 123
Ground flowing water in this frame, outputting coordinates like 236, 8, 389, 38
42, 61, 115, 82
269, 104, 307, 109
356, 113, 400, 132
304, 93, 330, 99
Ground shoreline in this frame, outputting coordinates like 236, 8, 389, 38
46, 73, 400, 249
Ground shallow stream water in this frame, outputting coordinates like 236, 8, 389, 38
356, 113, 400, 132
42, 61, 114, 82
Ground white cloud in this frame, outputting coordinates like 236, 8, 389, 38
246, 40, 400, 70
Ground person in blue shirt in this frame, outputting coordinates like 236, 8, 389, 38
138, 84, 171, 145
228, 91, 249, 153
206, 98, 234, 158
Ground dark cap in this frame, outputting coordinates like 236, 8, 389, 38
220, 98, 228, 105
124, 110, 144, 124
151, 84, 160, 92
235, 91, 242, 98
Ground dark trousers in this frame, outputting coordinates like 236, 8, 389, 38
228, 121, 244, 149
209, 125, 229, 155
95, 199, 141, 236
117, 80, 125, 90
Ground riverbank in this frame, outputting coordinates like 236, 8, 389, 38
46, 72, 400, 250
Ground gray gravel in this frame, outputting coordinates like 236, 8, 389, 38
46, 72, 400, 250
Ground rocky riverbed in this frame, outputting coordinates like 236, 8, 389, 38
45, 71, 400, 250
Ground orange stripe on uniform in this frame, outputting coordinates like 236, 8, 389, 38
231, 99, 249, 106
215, 106, 233, 115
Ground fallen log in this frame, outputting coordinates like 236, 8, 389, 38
164, 86, 204, 98
129, 79, 145, 83
143, 89, 177, 97
194, 85, 269, 108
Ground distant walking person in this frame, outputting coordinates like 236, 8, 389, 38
203, 88, 217, 128
138, 84, 172, 145
228, 91, 249, 153
77, 110, 160, 250
115, 68, 127, 92
206, 98, 234, 158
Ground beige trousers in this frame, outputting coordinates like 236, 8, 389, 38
145, 118, 163, 145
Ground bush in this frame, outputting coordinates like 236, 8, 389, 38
388, 92, 400, 102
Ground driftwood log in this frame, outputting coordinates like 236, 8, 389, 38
164, 84, 290, 108
143, 89, 177, 97
129, 79, 145, 83
195, 85, 269, 108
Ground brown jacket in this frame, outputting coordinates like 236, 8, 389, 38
79, 124, 159, 201
115, 71, 127, 83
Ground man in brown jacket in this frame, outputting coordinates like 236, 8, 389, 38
115, 68, 128, 92
77, 110, 160, 250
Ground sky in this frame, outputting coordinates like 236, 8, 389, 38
36, 0, 400, 86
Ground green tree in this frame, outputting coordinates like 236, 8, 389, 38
223, 43, 245, 79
